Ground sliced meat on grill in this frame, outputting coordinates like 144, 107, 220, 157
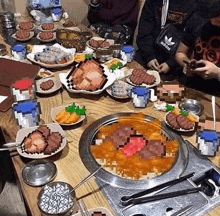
39, 31, 54, 40
166, 112, 181, 129
19, 21, 33, 30
176, 114, 194, 130
37, 125, 51, 139
104, 125, 136, 149
40, 79, 54, 91
23, 131, 47, 154
16, 30, 30, 39
44, 132, 62, 154
137, 140, 165, 160
42, 23, 54, 30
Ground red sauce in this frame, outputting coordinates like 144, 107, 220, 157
12, 79, 33, 94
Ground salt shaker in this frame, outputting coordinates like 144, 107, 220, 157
51, 8, 62, 22
11, 44, 26, 60
121, 45, 135, 62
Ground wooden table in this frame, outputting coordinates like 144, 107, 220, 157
0, 20, 220, 216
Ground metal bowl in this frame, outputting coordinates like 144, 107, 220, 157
79, 113, 188, 190
179, 99, 204, 116
22, 160, 57, 187
38, 181, 79, 216
95, 49, 113, 63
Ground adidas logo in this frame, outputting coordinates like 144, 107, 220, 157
165, 36, 175, 46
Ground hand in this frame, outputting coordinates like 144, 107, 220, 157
183, 59, 197, 77
147, 59, 159, 71
194, 60, 220, 80
158, 62, 170, 73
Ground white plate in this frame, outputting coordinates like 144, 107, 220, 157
126, 69, 161, 88
72, 207, 113, 216
37, 68, 54, 78
51, 104, 86, 126
59, 64, 117, 95
16, 23, 36, 31
11, 31, 34, 41
103, 58, 127, 70
106, 80, 131, 99
16, 123, 66, 159
86, 36, 114, 50
36, 77, 62, 94
37, 24, 57, 31
26, 43, 76, 68
164, 111, 199, 132
36, 32, 56, 42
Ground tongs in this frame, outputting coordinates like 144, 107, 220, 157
0, 142, 21, 151
120, 172, 203, 206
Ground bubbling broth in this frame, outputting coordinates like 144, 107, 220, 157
91, 113, 178, 180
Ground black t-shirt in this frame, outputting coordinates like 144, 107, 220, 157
182, 14, 220, 67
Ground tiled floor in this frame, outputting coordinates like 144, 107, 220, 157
0, 152, 27, 216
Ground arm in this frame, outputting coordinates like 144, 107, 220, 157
175, 42, 191, 67
136, 0, 158, 65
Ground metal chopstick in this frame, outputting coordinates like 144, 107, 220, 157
79, 199, 90, 216
120, 172, 194, 206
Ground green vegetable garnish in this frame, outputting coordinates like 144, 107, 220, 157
180, 109, 188, 116
85, 54, 93, 59
65, 103, 86, 115
166, 104, 174, 112
117, 62, 123, 67
110, 64, 118, 70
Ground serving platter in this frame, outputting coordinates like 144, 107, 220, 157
11, 31, 34, 41
37, 24, 57, 31
16, 23, 36, 31
86, 37, 115, 50
16, 123, 66, 159
126, 69, 161, 88
36, 32, 56, 43
79, 113, 188, 190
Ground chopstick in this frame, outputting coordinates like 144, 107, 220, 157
79, 199, 90, 216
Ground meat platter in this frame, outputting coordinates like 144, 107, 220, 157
26, 43, 76, 68
164, 107, 199, 132
37, 23, 57, 31
86, 37, 115, 50
36, 77, 62, 94
79, 112, 188, 190
11, 31, 35, 41
16, 22, 36, 31
16, 123, 66, 159
36, 31, 56, 42
126, 69, 161, 88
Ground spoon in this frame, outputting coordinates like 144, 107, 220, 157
212, 96, 216, 130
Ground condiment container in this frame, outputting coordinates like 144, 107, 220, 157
130, 87, 155, 108
38, 181, 79, 216
11, 44, 26, 60
121, 45, 135, 62
51, 8, 62, 22
11, 79, 35, 101
197, 130, 220, 156
95, 49, 113, 63
110, 44, 122, 58
0, 44, 7, 55
12, 100, 41, 128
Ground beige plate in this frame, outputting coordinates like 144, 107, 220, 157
72, 207, 113, 216
11, 31, 35, 41
164, 111, 199, 132
51, 104, 86, 126
16, 23, 36, 31
36, 77, 62, 94
16, 123, 66, 159
37, 24, 57, 31
86, 37, 114, 50
37, 68, 54, 78
126, 69, 161, 88
36, 32, 56, 42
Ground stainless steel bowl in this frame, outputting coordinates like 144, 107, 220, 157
1, 12, 14, 22
38, 181, 79, 216
179, 99, 204, 116
110, 44, 122, 58
2, 20, 15, 29
95, 49, 113, 63
22, 160, 57, 187
79, 113, 188, 190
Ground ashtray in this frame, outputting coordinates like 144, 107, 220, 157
22, 159, 57, 186
179, 99, 204, 116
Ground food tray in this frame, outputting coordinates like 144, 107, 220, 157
36, 32, 56, 42
16, 23, 36, 31
72, 207, 113, 216
26, 43, 76, 68
37, 24, 57, 31
11, 31, 34, 41
16, 123, 66, 159
126, 69, 161, 88
79, 113, 188, 190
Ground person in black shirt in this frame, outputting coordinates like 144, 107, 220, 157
135, 0, 195, 75
176, 0, 220, 95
